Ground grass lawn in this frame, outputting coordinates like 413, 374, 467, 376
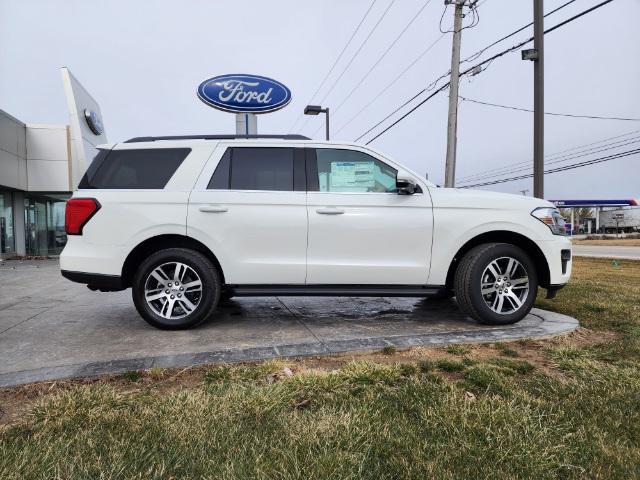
1, 257, 639, 479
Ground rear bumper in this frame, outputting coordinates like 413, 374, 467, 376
61, 270, 125, 291
59, 236, 126, 276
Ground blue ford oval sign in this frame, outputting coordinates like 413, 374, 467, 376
197, 74, 292, 114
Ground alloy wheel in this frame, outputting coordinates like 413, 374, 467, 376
144, 262, 203, 320
480, 256, 530, 315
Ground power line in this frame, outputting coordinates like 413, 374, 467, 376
460, 0, 576, 64
460, 96, 640, 121
457, 135, 640, 183
461, 148, 640, 189
333, 32, 447, 137
351, 0, 577, 141
457, 0, 617, 83
458, 147, 640, 189
304, 0, 398, 127
357, 83, 449, 143
298, 0, 397, 134
288, 0, 379, 133
439, 0, 479, 33
456, 129, 640, 182
309, 0, 434, 138
356, 0, 616, 144
456, 135, 640, 184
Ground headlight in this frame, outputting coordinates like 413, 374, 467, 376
531, 207, 567, 235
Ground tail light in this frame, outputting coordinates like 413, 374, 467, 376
65, 198, 101, 235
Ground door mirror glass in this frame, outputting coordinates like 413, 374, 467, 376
396, 170, 417, 195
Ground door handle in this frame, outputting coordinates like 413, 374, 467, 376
316, 207, 345, 215
199, 205, 228, 213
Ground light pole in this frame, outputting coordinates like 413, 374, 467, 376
304, 105, 330, 140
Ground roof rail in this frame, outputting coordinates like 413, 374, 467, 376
124, 134, 311, 143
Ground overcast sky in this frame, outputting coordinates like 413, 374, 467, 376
1, 0, 639, 199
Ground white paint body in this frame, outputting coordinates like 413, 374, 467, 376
60, 139, 572, 288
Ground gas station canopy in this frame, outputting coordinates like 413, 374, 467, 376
550, 199, 639, 207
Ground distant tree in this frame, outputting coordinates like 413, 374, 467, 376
558, 207, 593, 227
577, 207, 593, 219
559, 207, 593, 225
558, 208, 572, 222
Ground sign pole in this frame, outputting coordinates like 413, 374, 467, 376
235, 113, 257, 135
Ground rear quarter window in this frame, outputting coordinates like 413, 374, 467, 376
78, 148, 191, 189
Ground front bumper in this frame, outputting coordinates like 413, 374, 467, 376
539, 236, 572, 286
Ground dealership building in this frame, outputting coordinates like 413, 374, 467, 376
0, 68, 106, 258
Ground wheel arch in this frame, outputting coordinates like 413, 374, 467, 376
121, 234, 225, 287
444, 230, 550, 289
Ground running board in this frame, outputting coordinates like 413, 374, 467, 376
228, 285, 444, 297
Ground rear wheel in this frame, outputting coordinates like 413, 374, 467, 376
132, 248, 220, 329
454, 243, 538, 325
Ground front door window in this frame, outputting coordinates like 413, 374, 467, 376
315, 149, 397, 193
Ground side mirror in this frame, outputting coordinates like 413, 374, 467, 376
396, 170, 417, 195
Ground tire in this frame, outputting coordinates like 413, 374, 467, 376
454, 243, 538, 325
132, 248, 220, 329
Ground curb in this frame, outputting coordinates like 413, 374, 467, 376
0, 308, 578, 388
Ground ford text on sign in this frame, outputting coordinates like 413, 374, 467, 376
197, 74, 292, 114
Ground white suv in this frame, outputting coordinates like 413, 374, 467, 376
60, 135, 572, 329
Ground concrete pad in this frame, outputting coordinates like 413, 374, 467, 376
0, 259, 578, 388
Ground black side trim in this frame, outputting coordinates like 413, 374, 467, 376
293, 148, 306, 191
61, 270, 125, 291
227, 284, 444, 297
305, 148, 319, 192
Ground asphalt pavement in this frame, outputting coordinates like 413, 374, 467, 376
0, 259, 578, 387
572, 245, 640, 260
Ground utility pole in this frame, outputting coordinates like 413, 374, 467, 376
444, 0, 465, 188
533, 0, 544, 198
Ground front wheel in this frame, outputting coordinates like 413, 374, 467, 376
132, 248, 220, 329
454, 243, 538, 325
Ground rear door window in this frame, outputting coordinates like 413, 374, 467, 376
78, 148, 191, 189
208, 147, 305, 191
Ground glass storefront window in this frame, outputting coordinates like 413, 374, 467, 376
0, 191, 16, 255
24, 194, 69, 256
